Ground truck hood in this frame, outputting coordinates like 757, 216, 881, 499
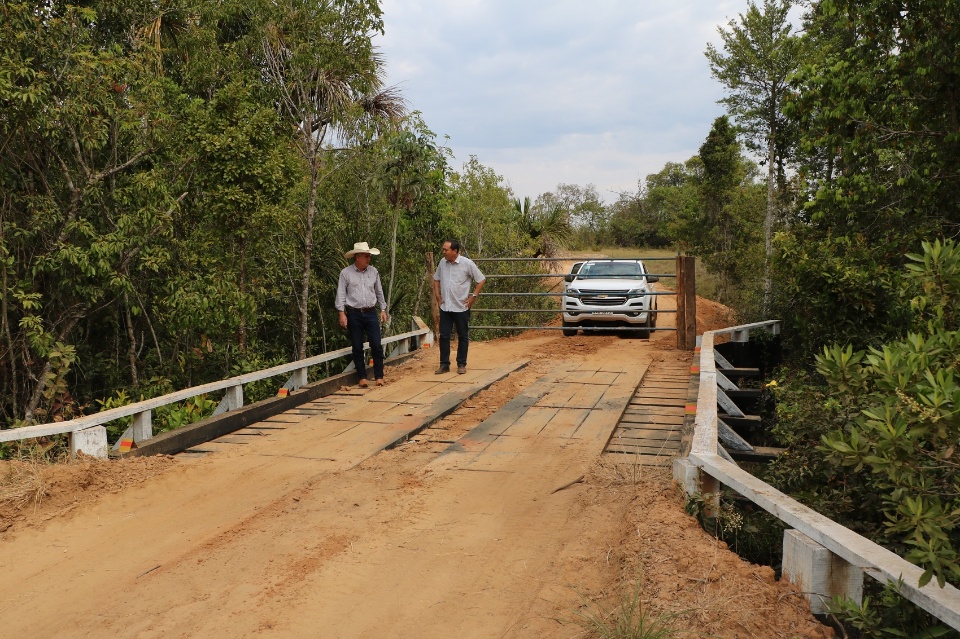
567, 278, 651, 291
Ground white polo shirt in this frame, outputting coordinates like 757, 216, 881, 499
433, 254, 485, 312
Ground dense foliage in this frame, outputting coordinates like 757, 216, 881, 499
776, 0, 960, 355
5, 7, 960, 632
0, 1, 560, 434
702, 0, 960, 633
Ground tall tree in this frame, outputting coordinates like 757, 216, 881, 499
259, 0, 403, 360
539, 184, 608, 248
696, 117, 766, 305
706, 0, 804, 307
774, 0, 960, 356
448, 157, 514, 257
380, 116, 449, 316
0, 2, 180, 422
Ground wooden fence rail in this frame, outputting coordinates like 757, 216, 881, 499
674, 320, 960, 629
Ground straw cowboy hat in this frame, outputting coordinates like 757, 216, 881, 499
344, 241, 381, 258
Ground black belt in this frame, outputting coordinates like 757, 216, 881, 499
345, 305, 376, 313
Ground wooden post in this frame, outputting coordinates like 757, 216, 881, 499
676, 255, 686, 349
699, 471, 720, 518
676, 255, 697, 350
425, 252, 440, 340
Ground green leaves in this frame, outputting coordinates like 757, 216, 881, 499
811, 240, 960, 590
816, 343, 866, 393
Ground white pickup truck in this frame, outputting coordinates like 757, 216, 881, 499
561, 259, 659, 337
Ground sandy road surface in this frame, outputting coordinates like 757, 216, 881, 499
1, 293, 834, 639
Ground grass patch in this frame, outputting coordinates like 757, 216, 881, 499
574, 581, 684, 639
0, 455, 47, 512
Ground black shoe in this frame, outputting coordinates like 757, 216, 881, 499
435, 365, 450, 374
457, 366, 466, 374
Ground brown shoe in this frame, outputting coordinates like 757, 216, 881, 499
358, 378, 368, 388
457, 366, 466, 374
435, 365, 450, 374
375, 378, 384, 387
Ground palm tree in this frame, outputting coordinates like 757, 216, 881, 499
513, 197, 572, 258
261, 1, 405, 359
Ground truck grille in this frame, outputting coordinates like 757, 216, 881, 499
579, 290, 629, 306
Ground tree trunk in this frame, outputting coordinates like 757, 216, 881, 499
764, 120, 776, 313
238, 236, 248, 355
298, 160, 318, 361
386, 205, 401, 322
425, 252, 440, 340
23, 314, 81, 423
124, 291, 139, 387
1, 254, 17, 420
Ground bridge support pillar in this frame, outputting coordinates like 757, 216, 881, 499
673, 458, 720, 518
782, 529, 863, 614
699, 472, 720, 518
71, 426, 108, 459
673, 458, 700, 496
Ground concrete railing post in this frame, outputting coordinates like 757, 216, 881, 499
783, 529, 863, 614
133, 410, 153, 443
213, 384, 244, 417
287, 367, 308, 392
71, 426, 108, 459
673, 458, 700, 496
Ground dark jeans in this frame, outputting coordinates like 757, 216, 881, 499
346, 308, 384, 379
439, 309, 471, 367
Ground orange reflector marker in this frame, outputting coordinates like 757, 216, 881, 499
685, 404, 697, 414
118, 438, 134, 453
690, 366, 700, 374
277, 388, 289, 397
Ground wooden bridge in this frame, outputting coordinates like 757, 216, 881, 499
2, 324, 707, 638
4, 257, 960, 636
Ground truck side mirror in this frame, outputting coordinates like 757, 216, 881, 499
564, 274, 574, 283
646, 276, 659, 283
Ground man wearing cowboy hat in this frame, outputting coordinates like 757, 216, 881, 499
336, 242, 389, 387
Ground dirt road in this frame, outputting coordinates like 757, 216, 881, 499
1, 294, 834, 638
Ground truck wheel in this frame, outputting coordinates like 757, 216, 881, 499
641, 315, 653, 340
562, 321, 578, 337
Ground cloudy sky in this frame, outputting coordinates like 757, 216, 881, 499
376, 0, 749, 202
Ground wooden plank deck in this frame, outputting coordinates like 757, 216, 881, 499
603, 356, 696, 466
184, 360, 529, 466
433, 362, 648, 471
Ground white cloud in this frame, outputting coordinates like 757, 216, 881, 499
378, 0, 748, 201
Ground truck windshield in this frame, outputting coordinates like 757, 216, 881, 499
578, 262, 644, 279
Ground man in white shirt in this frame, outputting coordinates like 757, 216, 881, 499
336, 242, 389, 387
431, 240, 485, 374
